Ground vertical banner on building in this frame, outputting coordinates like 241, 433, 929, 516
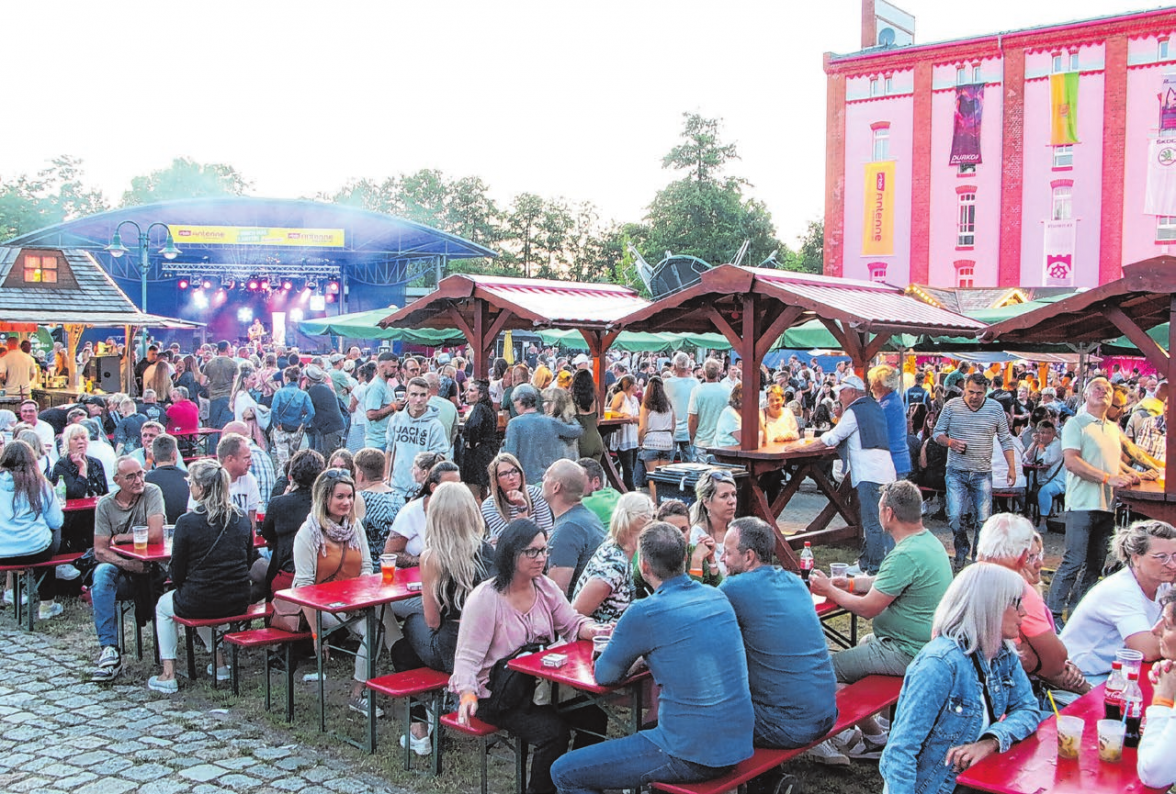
949, 84, 984, 166
1145, 138, 1176, 215
861, 161, 896, 256
1043, 219, 1077, 286
1161, 74, 1176, 131
1050, 72, 1080, 145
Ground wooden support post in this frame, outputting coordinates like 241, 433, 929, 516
739, 294, 759, 451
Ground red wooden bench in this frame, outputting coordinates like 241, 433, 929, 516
650, 675, 904, 794
440, 710, 527, 794
223, 626, 312, 721
173, 602, 272, 687
0, 552, 83, 631
367, 668, 450, 772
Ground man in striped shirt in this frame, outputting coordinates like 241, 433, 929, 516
933, 373, 1017, 571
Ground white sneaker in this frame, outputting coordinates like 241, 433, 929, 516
845, 731, 888, 760
206, 663, 232, 682
55, 564, 81, 581
830, 726, 862, 752
2, 590, 27, 606
38, 602, 64, 620
400, 731, 432, 756
803, 740, 851, 767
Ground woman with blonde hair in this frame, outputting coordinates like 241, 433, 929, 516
480, 452, 554, 540
608, 374, 640, 491
543, 387, 580, 462
149, 459, 253, 693
572, 491, 654, 622
688, 468, 738, 576
391, 481, 495, 754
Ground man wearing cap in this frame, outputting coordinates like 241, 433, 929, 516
787, 374, 896, 574
933, 372, 1017, 571
304, 365, 346, 456
573, 353, 592, 371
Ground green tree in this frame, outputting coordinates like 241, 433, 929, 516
782, 219, 824, 274
502, 192, 545, 278
641, 113, 782, 269
121, 157, 251, 206
0, 155, 108, 241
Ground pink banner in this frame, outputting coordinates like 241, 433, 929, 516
949, 84, 984, 166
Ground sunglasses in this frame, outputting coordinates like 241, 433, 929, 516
709, 469, 736, 484
322, 468, 352, 482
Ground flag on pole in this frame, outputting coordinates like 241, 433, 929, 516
1043, 220, 1077, 286
1050, 72, 1080, 145
1144, 137, 1176, 215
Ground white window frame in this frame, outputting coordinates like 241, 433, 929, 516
870, 77, 879, 97
872, 127, 890, 161
884, 75, 893, 95
1161, 38, 1171, 60
1052, 53, 1063, 73
1070, 52, 1080, 72
1053, 145, 1074, 168
956, 67, 966, 85
1052, 186, 1073, 221
1158, 216, 1176, 242
868, 263, 888, 283
957, 193, 977, 247
972, 65, 982, 83
957, 265, 975, 288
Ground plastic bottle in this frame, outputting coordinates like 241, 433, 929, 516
54, 478, 67, 507
1123, 670, 1144, 748
1104, 660, 1125, 720
799, 542, 814, 584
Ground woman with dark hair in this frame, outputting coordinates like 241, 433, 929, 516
149, 459, 253, 693
0, 440, 64, 618
259, 448, 325, 598
481, 452, 554, 541
354, 447, 399, 560
571, 369, 604, 464
461, 379, 500, 500
635, 376, 675, 488
176, 354, 207, 403
608, 374, 640, 491
451, 519, 609, 794
326, 449, 355, 478
385, 461, 462, 567
918, 410, 948, 494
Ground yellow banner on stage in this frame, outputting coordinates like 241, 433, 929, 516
167, 225, 345, 248
861, 161, 895, 256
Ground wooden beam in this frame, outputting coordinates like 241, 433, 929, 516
739, 294, 760, 451
579, 328, 621, 407
754, 306, 804, 362
485, 307, 514, 345
705, 306, 742, 350
443, 303, 474, 342
1104, 304, 1169, 373
860, 331, 893, 365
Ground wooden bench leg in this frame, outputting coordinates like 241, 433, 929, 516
515, 738, 528, 794
480, 735, 490, 794
401, 696, 412, 770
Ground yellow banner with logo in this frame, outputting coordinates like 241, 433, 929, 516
861, 161, 895, 256
1050, 72, 1080, 145
167, 225, 345, 247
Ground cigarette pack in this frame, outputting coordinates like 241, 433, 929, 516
541, 653, 568, 668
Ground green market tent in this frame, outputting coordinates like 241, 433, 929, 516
298, 308, 465, 345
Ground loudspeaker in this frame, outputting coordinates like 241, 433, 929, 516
96, 355, 121, 393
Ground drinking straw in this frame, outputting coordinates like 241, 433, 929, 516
1046, 689, 1060, 720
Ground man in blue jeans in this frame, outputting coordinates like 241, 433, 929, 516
550, 522, 754, 794
933, 373, 1016, 571
88, 457, 166, 682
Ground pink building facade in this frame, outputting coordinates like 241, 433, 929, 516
824, 8, 1176, 289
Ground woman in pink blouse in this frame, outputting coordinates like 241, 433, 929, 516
451, 518, 609, 794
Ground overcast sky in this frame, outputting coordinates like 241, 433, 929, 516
3, 1, 1166, 248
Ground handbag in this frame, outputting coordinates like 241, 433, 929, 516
268, 542, 352, 632
483, 640, 548, 716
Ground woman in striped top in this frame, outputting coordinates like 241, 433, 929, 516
480, 452, 554, 542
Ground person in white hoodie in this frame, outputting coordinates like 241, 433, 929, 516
384, 377, 449, 500
0, 440, 65, 618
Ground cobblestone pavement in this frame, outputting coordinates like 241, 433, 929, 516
0, 625, 405, 794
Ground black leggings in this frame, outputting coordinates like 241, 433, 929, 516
615, 448, 638, 492
0, 528, 61, 601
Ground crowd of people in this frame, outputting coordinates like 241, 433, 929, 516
0, 336, 1173, 793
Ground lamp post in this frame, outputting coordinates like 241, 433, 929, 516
105, 221, 181, 358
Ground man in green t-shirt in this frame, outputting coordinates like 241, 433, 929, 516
808, 480, 953, 763
578, 457, 620, 529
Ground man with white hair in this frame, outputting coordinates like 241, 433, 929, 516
663, 351, 698, 461
868, 364, 911, 480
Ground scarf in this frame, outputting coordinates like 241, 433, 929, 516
305, 512, 362, 556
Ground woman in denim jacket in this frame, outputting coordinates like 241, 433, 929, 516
880, 563, 1039, 794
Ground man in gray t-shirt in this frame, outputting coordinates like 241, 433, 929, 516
542, 459, 606, 599
203, 341, 240, 429
663, 351, 698, 460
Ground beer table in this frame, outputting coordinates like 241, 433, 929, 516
508, 638, 652, 736
813, 592, 858, 649
958, 666, 1163, 794
274, 567, 422, 751
596, 414, 636, 494
64, 496, 101, 512
1118, 480, 1176, 526
707, 440, 859, 569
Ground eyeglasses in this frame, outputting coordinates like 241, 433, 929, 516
497, 467, 521, 479
1148, 552, 1176, 566
120, 471, 146, 481
1010, 597, 1024, 611
1025, 552, 1044, 565
520, 546, 549, 559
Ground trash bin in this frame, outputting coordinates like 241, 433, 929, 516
646, 463, 749, 509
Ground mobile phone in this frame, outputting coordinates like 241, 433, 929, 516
406, 581, 422, 592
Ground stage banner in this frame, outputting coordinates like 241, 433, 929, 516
1050, 72, 1080, 145
1043, 219, 1076, 286
949, 83, 984, 166
861, 161, 896, 256
1161, 74, 1176, 131
167, 225, 345, 248
1145, 138, 1176, 215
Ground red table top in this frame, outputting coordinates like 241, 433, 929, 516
958, 668, 1164, 794
812, 593, 842, 617
507, 638, 650, 695
274, 568, 422, 612
111, 541, 172, 563
64, 496, 100, 512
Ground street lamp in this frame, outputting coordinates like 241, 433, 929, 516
106, 220, 181, 357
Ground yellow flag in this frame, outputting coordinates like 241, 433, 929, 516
503, 330, 514, 365
1050, 72, 1080, 145
862, 161, 896, 256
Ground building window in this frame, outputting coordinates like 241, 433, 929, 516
1052, 51, 1078, 73
1053, 145, 1073, 168
868, 263, 888, 283
1162, 38, 1171, 60
956, 66, 966, 85
956, 263, 975, 288
1052, 185, 1073, 221
1158, 216, 1176, 242
958, 163, 977, 176
1071, 51, 1080, 71
884, 76, 893, 95
872, 126, 890, 161
23, 255, 58, 284
973, 65, 982, 83
957, 193, 976, 247
870, 77, 879, 97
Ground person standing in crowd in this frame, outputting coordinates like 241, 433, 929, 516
304, 365, 345, 455
688, 359, 731, 451
385, 376, 448, 501
424, 372, 458, 460
461, 379, 499, 502
502, 384, 583, 483
869, 364, 912, 480
571, 369, 604, 465
664, 352, 698, 462
365, 353, 401, 451
608, 375, 640, 491
203, 341, 240, 430
0, 338, 40, 394
933, 373, 1017, 572
551, 521, 754, 794
1047, 377, 1139, 624
270, 366, 315, 468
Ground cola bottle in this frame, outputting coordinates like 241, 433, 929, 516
799, 542, 814, 585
